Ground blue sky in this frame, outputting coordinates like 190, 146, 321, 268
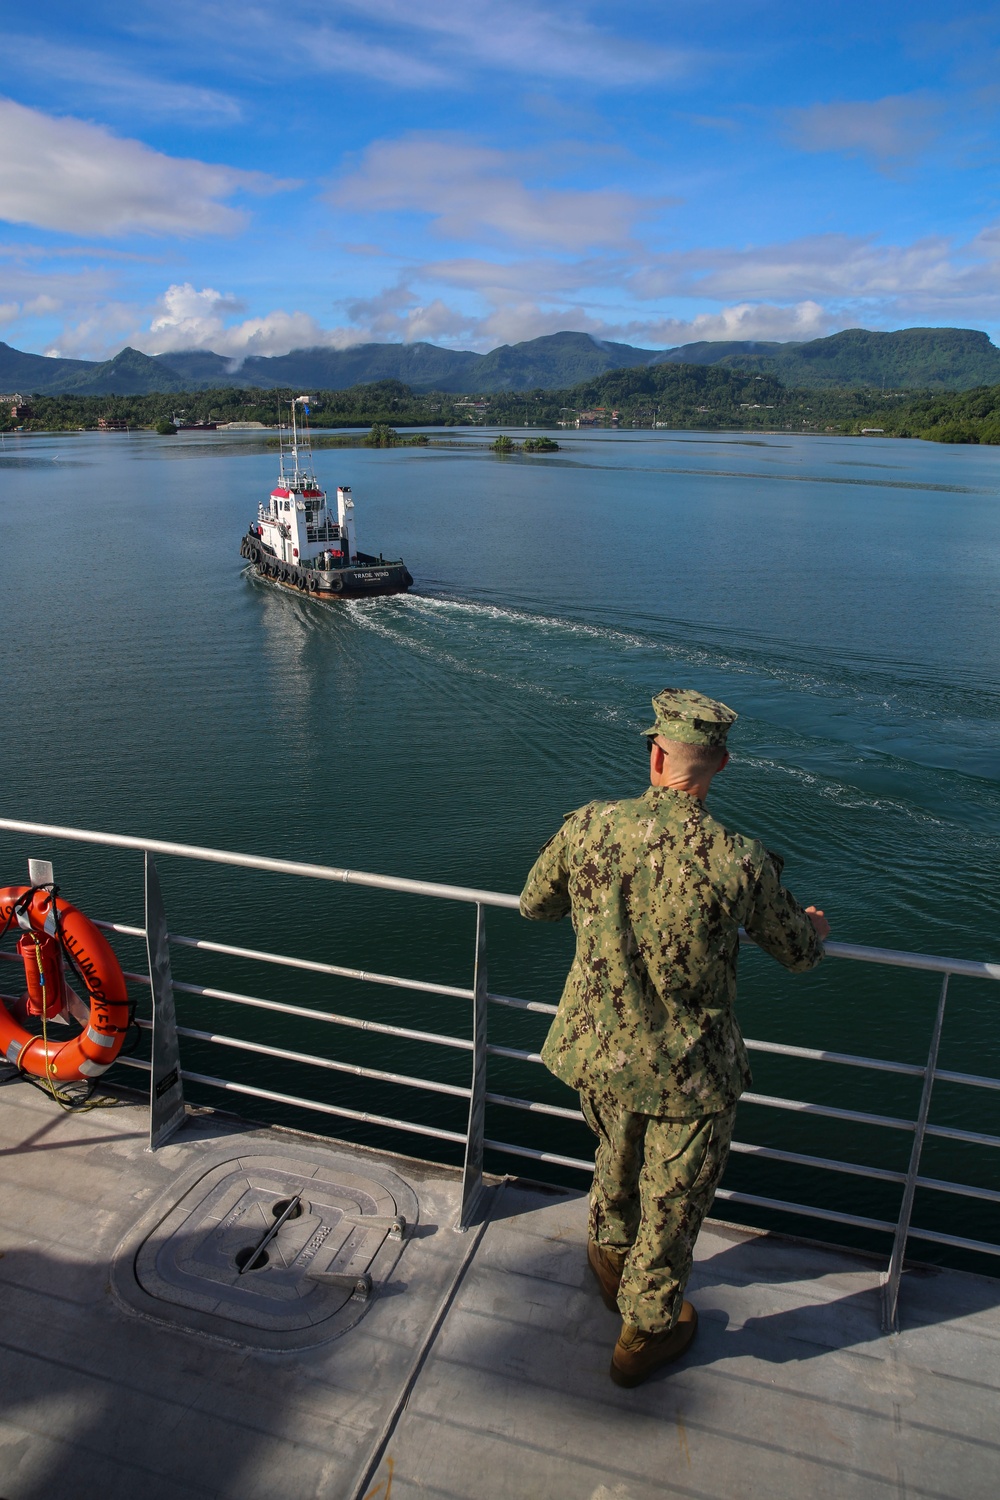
2, 1, 999, 360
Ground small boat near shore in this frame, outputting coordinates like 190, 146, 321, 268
240, 396, 413, 600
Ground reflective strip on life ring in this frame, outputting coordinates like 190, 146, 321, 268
0, 887, 130, 1082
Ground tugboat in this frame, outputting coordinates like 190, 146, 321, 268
239, 396, 413, 599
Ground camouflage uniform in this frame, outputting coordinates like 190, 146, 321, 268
520, 689, 823, 1333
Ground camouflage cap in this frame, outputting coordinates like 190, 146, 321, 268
641, 688, 737, 748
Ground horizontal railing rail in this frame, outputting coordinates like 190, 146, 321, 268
0, 814, 997, 1333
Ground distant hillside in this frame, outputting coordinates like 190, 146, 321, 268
151, 331, 655, 393
653, 339, 787, 368
655, 327, 1000, 391
147, 349, 234, 386
463, 332, 657, 391
4, 326, 1000, 397
0, 331, 660, 396
0, 342, 187, 395
0, 341, 98, 391
59, 347, 189, 395
177, 340, 482, 392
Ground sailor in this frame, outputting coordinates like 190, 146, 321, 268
520, 688, 829, 1387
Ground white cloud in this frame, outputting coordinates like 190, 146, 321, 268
20, 294, 61, 317
41, 300, 147, 359
335, 293, 829, 352
0, 256, 115, 329
140, 283, 358, 360
0, 98, 286, 237
304, 26, 453, 87
620, 301, 832, 347
476, 302, 608, 345
387, 298, 473, 343
419, 256, 623, 299
162, 0, 695, 89
785, 95, 941, 166
344, 218, 1000, 349
332, 0, 696, 87
147, 282, 245, 344
626, 229, 1000, 308
335, 288, 832, 352
0, 241, 168, 264
344, 283, 473, 343
329, 136, 656, 250
2, 37, 241, 123
0, 268, 91, 304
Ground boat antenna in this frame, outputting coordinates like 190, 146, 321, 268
292, 395, 311, 480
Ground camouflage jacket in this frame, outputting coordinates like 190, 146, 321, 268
520, 787, 823, 1117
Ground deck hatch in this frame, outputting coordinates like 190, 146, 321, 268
112, 1146, 417, 1349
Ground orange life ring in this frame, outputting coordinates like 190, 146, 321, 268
0, 887, 130, 1082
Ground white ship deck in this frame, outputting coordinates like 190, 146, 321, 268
1, 1079, 997, 1500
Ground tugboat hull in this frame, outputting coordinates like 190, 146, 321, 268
241, 534, 412, 599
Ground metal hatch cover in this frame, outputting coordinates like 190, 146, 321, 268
111, 1145, 418, 1350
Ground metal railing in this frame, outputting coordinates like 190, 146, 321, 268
0, 815, 998, 1334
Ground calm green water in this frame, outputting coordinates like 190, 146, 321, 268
1, 426, 999, 1264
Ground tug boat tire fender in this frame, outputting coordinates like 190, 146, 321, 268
0, 887, 130, 1082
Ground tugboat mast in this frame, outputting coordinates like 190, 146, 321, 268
279, 395, 314, 489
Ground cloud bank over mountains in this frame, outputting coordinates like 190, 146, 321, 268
2, 2, 1000, 361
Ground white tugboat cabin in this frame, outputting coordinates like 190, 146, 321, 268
240, 397, 413, 599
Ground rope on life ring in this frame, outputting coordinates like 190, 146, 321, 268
0, 887, 131, 1087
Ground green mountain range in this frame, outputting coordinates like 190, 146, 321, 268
3, 326, 1000, 398
0, 343, 188, 396
656, 327, 1000, 389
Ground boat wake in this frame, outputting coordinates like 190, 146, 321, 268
338, 589, 1000, 846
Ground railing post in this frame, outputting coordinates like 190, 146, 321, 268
882, 973, 949, 1332
457, 903, 488, 1230
145, 852, 186, 1150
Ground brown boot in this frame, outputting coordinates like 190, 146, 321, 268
587, 1241, 627, 1313
609, 1302, 698, 1387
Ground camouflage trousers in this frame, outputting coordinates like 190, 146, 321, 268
580, 1091, 737, 1334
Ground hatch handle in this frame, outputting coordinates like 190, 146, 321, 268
341, 1213, 407, 1240
305, 1270, 372, 1301
237, 1193, 303, 1276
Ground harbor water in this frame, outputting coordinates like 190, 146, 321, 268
1, 426, 998, 1264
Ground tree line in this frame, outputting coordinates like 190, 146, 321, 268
5, 366, 1000, 444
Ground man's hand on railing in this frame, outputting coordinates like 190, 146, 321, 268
805, 906, 831, 941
